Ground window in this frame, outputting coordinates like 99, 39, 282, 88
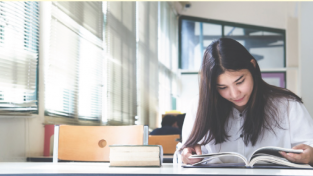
104, 2, 137, 125
0, 2, 179, 127
45, 2, 103, 120
180, 20, 222, 70
158, 2, 179, 121
136, 2, 159, 127
0, 2, 39, 115
179, 16, 286, 88
224, 26, 285, 70
104, 2, 179, 127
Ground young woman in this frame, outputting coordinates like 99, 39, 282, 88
181, 38, 313, 165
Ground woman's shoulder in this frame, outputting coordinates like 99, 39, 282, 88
190, 96, 199, 106
268, 93, 302, 106
184, 96, 199, 110
267, 87, 302, 105
266, 94, 305, 118
184, 96, 199, 120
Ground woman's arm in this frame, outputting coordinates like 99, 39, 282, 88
281, 100, 313, 165
180, 98, 204, 164
181, 98, 198, 145
288, 100, 313, 147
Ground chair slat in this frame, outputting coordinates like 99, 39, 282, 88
148, 135, 180, 154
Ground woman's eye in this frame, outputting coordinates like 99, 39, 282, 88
218, 87, 226, 90
237, 79, 245, 85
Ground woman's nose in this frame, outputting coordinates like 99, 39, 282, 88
230, 87, 240, 99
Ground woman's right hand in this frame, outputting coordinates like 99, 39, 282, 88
181, 144, 203, 164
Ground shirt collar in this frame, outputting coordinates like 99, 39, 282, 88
231, 107, 247, 119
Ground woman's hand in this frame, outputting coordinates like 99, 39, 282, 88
279, 144, 313, 166
181, 144, 203, 164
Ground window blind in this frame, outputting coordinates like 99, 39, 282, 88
0, 2, 39, 115
45, 2, 103, 120
105, 2, 137, 125
136, 2, 159, 128
158, 2, 179, 120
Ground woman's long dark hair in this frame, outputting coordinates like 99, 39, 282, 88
183, 38, 302, 148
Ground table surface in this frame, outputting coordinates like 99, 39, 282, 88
26, 154, 174, 163
0, 162, 313, 176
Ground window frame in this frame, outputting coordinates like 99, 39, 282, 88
178, 15, 286, 70
261, 71, 286, 88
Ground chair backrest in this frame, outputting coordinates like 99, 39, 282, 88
148, 135, 180, 154
53, 125, 147, 162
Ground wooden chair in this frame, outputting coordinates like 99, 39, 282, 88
148, 135, 180, 154
53, 125, 148, 162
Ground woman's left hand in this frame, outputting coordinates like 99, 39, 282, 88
279, 144, 313, 166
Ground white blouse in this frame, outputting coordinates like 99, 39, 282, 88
181, 97, 313, 163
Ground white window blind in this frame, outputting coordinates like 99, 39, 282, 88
105, 2, 137, 125
0, 2, 39, 115
136, 2, 159, 128
45, 2, 103, 120
158, 2, 179, 119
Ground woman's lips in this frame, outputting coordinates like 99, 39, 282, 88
233, 96, 245, 102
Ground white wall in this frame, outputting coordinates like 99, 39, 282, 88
174, 2, 297, 29
299, 2, 313, 117
0, 118, 26, 161
0, 117, 44, 162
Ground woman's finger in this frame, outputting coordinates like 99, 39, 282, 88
280, 151, 297, 163
182, 154, 202, 164
182, 148, 196, 164
280, 151, 307, 163
286, 153, 303, 163
194, 144, 202, 155
292, 144, 307, 150
181, 146, 203, 164
188, 158, 203, 164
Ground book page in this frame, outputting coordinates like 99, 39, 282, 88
249, 155, 312, 168
249, 146, 303, 161
190, 152, 248, 166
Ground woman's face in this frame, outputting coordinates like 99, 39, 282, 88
216, 69, 254, 112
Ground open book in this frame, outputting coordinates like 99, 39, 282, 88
186, 146, 312, 169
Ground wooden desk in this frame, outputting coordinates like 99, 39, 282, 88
0, 163, 313, 176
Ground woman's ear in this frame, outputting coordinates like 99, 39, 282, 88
250, 59, 256, 68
